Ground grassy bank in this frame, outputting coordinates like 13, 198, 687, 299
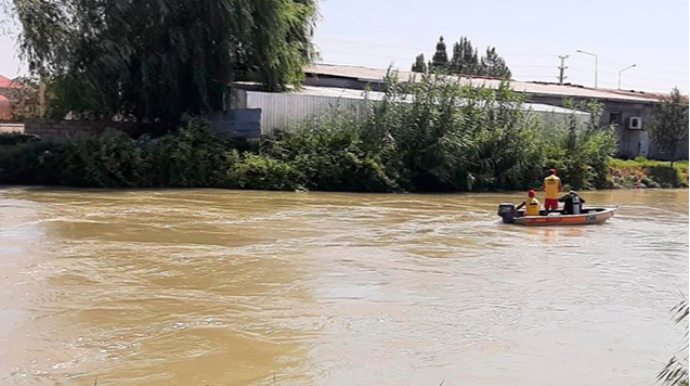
609, 158, 688, 189
0, 74, 684, 192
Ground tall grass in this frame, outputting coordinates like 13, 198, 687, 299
659, 298, 689, 386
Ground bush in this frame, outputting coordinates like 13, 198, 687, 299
152, 118, 231, 187
647, 166, 687, 188
608, 158, 688, 189
225, 153, 300, 191
0, 142, 64, 184
543, 100, 618, 190
267, 114, 398, 192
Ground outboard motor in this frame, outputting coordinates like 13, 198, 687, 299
497, 203, 516, 224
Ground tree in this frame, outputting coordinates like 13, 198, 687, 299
421, 36, 512, 79
449, 37, 479, 75
648, 87, 689, 167
431, 36, 449, 70
481, 47, 511, 79
11, 0, 318, 123
411, 53, 428, 73
8, 76, 41, 119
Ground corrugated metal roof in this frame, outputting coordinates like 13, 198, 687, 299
305, 63, 664, 104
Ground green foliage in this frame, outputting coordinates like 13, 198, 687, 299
152, 118, 231, 187
647, 166, 687, 188
0, 118, 235, 188
266, 112, 398, 192
649, 87, 689, 166
608, 158, 688, 188
0, 74, 633, 193
430, 36, 449, 70
12, 0, 317, 123
8, 76, 41, 119
57, 130, 154, 187
225, 153, 300, 191
0, 141, 63, 184
419, 36, 512, 78
543, 100, 618, 190
411, 54, 428, 73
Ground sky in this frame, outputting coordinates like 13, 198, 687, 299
1, 0, 688, 93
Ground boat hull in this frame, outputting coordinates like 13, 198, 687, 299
511, 207, 617, 226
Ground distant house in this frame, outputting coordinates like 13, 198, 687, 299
0, 95, 10, 120
0, 74, 22, 120
302, 63, 688, 161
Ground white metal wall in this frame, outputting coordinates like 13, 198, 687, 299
245, 90, 590, 136
246, 92, 369, 135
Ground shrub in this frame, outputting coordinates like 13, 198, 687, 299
647, 166, 687, 188
225, 153, 301, 191
544, 100, 618, 190
152, 118, 230, 187
266, 112, 399, 192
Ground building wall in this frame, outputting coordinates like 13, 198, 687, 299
528, 94, 688, 160
242, 90, 370, 135
0, 97, 11, 120
232, 88, 589, 136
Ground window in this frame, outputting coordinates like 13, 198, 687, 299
609, 112, 622, 126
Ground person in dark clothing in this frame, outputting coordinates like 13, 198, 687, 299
559, 191, 586, 215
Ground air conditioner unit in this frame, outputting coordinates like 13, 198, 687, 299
628, 117, 642, 130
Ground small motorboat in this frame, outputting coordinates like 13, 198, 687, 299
497, 203, 617, 226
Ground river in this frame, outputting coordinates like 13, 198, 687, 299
0, 187, 687, 386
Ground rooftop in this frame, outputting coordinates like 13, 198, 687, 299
0, 75, 21, 90
237, 83, 590, 116
304, 63, 665, 104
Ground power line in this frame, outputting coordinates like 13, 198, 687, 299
318, 37, 689, 77
568, 57, 688, 75
317, 37, 561, 57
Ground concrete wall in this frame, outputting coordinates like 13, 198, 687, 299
205, 110, 261, 139
0, 122, 25, 134
24, 119, 144, 142
24, 114, 260, 143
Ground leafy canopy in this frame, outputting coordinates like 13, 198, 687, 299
12, 0, 318, 122
648, 87, 689, 166
417, 36, 511, 79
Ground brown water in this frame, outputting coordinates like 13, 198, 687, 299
0, 187, 687, 386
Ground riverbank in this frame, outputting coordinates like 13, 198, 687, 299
608, 158, 688, 189
0, 75, 686, 193
0, 75, 625, 192
0, 122, 687, 193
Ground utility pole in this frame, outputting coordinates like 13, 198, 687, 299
558, 55, 569, 85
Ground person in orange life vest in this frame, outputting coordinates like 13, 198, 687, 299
516, 189, 541, 217
543, 168, 562, 212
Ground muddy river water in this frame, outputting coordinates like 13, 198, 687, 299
0, 188, 687, 386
